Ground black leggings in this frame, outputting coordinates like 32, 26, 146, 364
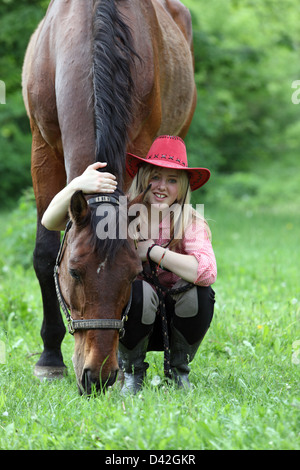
120, 280, 215, 350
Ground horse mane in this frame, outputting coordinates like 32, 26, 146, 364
93, 0, 136, 186
87, 190, 131, 264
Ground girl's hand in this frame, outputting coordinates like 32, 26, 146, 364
73, 162, 117, 194
42, 162, 117, 231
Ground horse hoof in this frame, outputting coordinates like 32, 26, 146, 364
34, 365, 68, 381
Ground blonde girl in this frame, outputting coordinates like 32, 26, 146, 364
119, 135, 217, 392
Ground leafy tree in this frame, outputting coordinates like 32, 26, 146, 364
183, 0, 300, 172
0, 0, 47, 206
0, 0, 299, 206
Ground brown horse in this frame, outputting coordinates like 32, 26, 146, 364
55, 190, 143, 394
22, 0, 196, 393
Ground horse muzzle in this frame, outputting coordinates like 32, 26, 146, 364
79, 367, 119, 395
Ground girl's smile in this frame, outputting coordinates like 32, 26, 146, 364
148, 168, 179, 208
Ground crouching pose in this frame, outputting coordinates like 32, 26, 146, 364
121, 135, 217, 392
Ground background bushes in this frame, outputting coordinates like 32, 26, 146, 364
0, 0, 299, 207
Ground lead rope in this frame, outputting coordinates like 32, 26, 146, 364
143, 244, 194, 379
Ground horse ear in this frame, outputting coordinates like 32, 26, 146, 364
69, 190, 89, 226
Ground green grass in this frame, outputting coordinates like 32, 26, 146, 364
0, 185, 299, 450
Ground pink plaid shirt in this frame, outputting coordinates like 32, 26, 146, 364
152, 216, 217, 288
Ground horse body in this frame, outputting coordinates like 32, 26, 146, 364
22, 0, 196, 392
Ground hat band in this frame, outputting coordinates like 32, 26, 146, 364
147, 154, 187, 167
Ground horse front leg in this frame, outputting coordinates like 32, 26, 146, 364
30, 126, 67, 380
33, 221, 67, 379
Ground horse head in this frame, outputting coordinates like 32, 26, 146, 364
57, 190, 142, 394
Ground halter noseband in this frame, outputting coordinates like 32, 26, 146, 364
54, 194, 131, 336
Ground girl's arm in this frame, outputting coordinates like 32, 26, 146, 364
137, 233, 217, 286
137, 241, 198, 284
41, 162, 117, 231
149, 245, 198, 284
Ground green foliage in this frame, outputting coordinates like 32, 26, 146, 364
0, 1, 299, 451
183, 0, 300, 173
1, 0, 300, 206
1, 188, 36, 269
0, 1, 48, 205
0, 201, 299, 450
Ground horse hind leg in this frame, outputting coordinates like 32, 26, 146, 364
31, 126, 67, 380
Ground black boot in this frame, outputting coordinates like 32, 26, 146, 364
118, 336, 149, 395
170, 326, 201, 388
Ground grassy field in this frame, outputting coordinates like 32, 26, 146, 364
0, 182, 299, 450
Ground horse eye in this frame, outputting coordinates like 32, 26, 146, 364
69, 268, 81, 281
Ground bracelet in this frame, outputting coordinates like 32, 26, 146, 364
146, 243, 159, 263
157, 249, 167, 270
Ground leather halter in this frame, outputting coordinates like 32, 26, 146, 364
54, 194, 131, 336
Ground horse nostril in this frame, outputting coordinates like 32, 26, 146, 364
82, 368, 92, 395
81, 368, 118, 394
106, 369, 118, 388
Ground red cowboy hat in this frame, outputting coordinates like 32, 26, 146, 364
126, 135, 210, 191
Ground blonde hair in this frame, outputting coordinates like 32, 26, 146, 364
127, 163, 211, 249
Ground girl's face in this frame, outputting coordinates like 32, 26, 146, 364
148, 167, 180, 208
